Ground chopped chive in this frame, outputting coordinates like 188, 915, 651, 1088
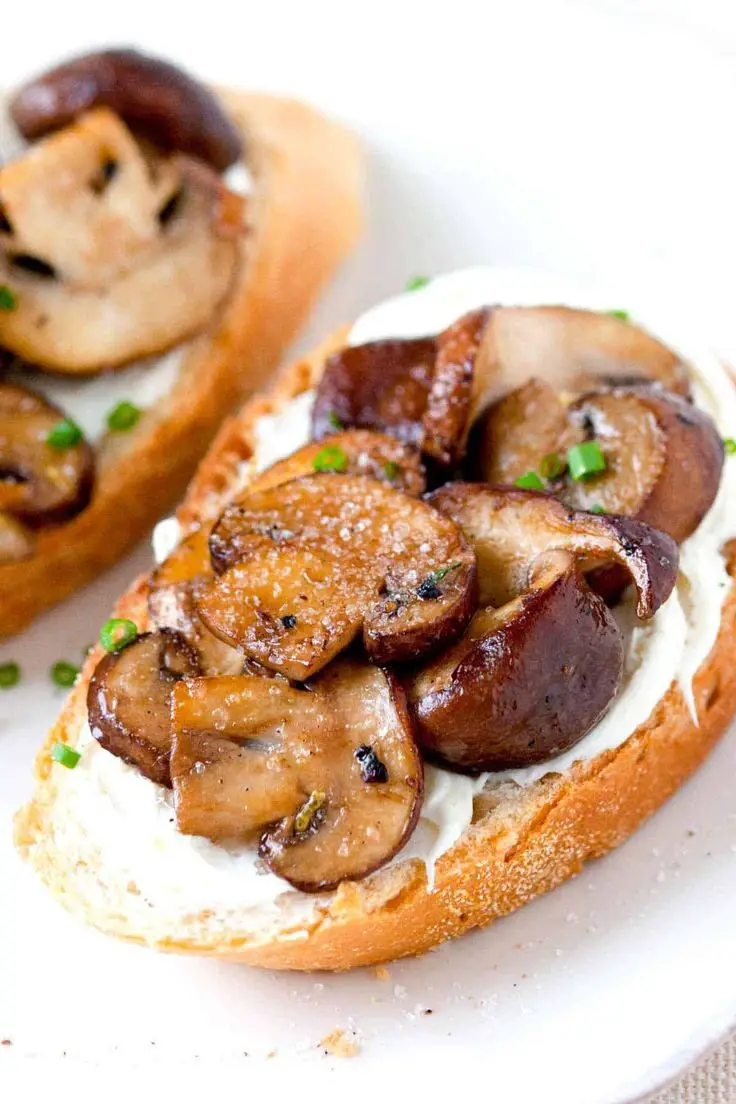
0, 285, 17, 311
383, 459, 400, 481
567, 441, 607, 481
327, 411, 343, 431
539, 452, 565, 480
514, 471, 545, 491
313, 445, 348, 473
294, 790, 326, 833
51, 742, 81, 770
589, 503, 606, 515
405, 275, 430, 292
100, 617, 138, 653
281, 614, 297, 629
51, 660, 80, 689
0, 661, 20, 689
47, 418, 83, 449
724, 437, 736, 455
608, 309, 630, 321
417, 561, 462, 599
107, 401, 141, 432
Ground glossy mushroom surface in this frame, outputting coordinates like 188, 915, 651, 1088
0, 381, 93, 526
87, 629, 201, 785
10, 48, 243, 170
0, 109, 240, 373
199, 474, 476, 678
171, 657, 423, 891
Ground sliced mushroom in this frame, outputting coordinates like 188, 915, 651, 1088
10, 48, 243, 170
148, 529, 244, 676
0, 512, 33, 564
0, 109, 240, 373
248, 429, 426, 497
408, 484, 679, 772
87, 629, 201, 785
475, 382, 723, 544
171, 656, 423, 891
312, 337, 437, 446
423, 307, 490, 464
199, 474, 476, 678
429, 483, 678, 617
0, 381, 93, 526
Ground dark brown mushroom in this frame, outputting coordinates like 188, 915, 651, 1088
87, 629, 201, 786
248, 429, 426, 497
171, 656, 423, 891
0, 382, 93, 527
407, 484, 680, 772
10, 48, 243, 171
148, 529, 244, 676
199, 474, 476, 678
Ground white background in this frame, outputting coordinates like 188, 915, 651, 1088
2, 2, 736, 1101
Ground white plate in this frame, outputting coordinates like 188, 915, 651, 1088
2, 3, 736, 1101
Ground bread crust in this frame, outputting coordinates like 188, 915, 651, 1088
14, 333, 736, 971
0, 90, 362, 638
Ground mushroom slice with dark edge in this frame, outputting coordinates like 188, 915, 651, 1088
422, 307, 491, 465
10, 48, 243, 171
0, 382, 93, 527
199, 473, 477, 678
148, 529, 245, 676
247, 429, 426, 497
171, 656, 423, 891
0, 109, 240, 373
407, 485, 680, 772
87, 629, 201, 786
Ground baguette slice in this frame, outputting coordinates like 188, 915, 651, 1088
15, 330, 736, 971
0, 89, 362, 638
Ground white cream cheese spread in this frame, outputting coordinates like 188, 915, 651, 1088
69, 267, 736, 923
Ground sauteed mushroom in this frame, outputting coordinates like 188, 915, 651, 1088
171, 656, 423, 891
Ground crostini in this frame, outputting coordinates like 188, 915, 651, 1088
16, 268, 736, 970
0, 48, 362, 636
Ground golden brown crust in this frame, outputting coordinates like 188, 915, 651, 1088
14, 329, 736, 971
0, 91, 362, 638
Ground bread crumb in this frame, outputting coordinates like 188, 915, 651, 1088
319, 1029, 360, 1058
373, 965, 390, 981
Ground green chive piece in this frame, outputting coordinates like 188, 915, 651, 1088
51, 660, 80, 689
100, 618, 138, 653
405, 275, 430, 292
567, 441, 607, 481
294, 790, 326, 833
0, 285, 17, 311
589, 503, 606, 515
107, 401, 141, 432
383, 459, 400, 481
724, 437, 736, 455
47, 418, 83, 449
515, 471, 545, 491
0, 661, 20, 689
327, 411, 343, 431
313, 445, 348, 473
539, 452, 565, 480
608, 309, 630, 321
51, 742, 81, 770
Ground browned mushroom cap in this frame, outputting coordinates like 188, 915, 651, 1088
0, 382, 93, 526
0, 110, 240, 373
199, 474, 476, 678
408, 550, 624, 772
248, 429, 426, 497
423, 307, 491, 464
148, 530, 244, 677
475, 306, 691, 404
428, 483, 678, 618
171, 656, 423, 891
312, 337, 437, 446
87, 629, 201, 786
10, 48, 243, 171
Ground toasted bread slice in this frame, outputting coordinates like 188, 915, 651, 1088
0, 90, 362, 637
14, 329, 736, 971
